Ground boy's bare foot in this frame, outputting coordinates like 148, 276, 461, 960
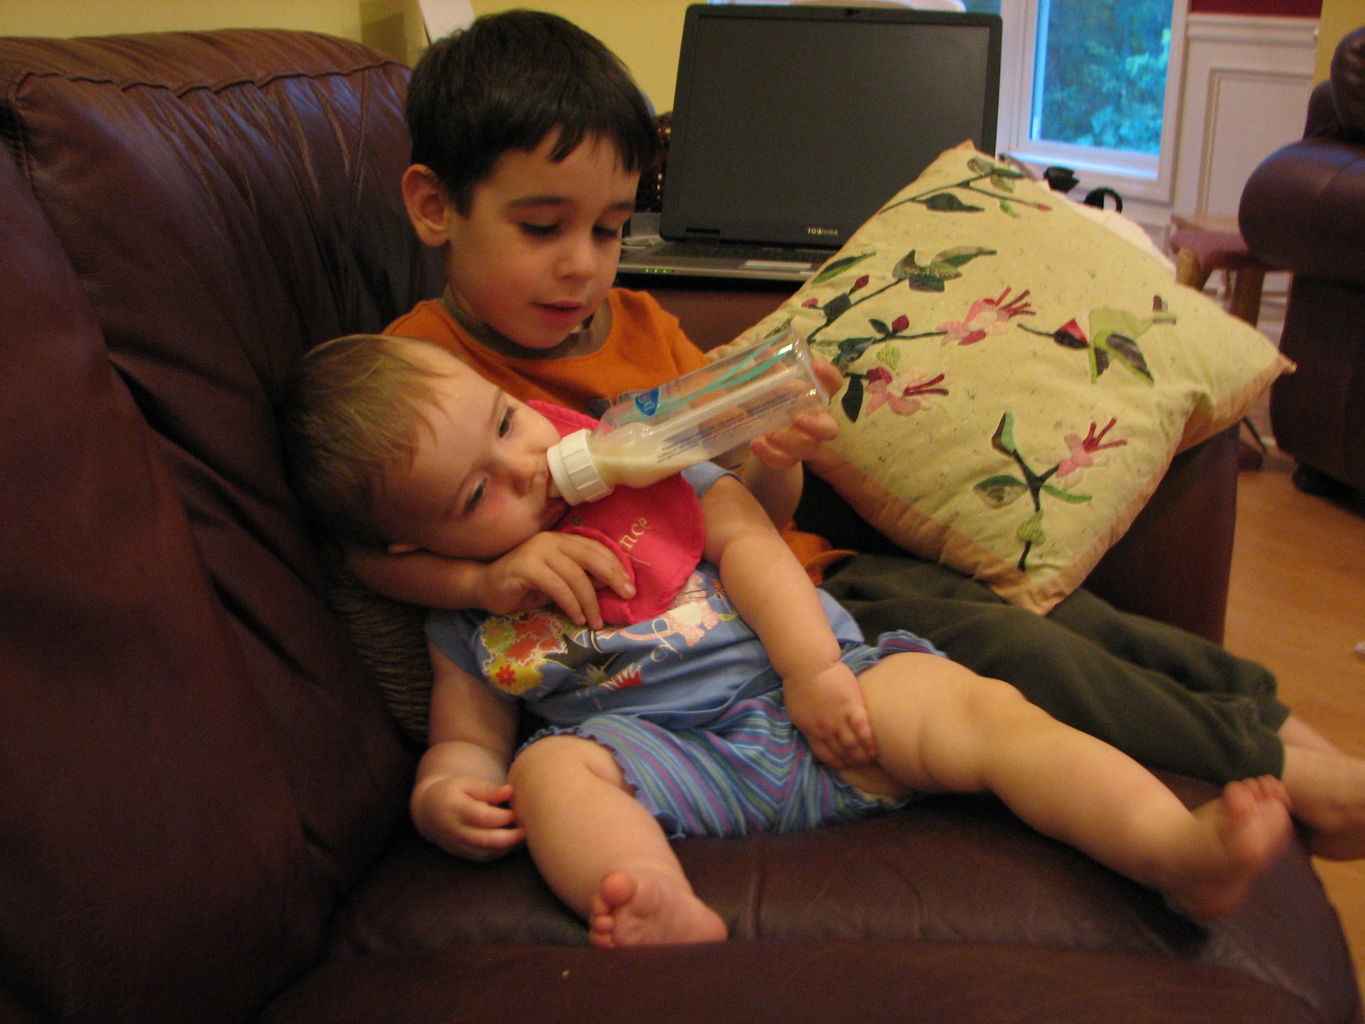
587, 869, 728, 948
1282, 746, 1365, 860
1161, 776, 1292, 922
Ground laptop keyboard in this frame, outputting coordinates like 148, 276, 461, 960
652, 241, 833, 265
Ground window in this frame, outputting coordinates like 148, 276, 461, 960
968, 0, 1185, 202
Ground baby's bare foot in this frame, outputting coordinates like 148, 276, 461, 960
1163, 776, 1292, 921
587, 869, 727, 948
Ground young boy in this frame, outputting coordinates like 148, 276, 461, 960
280, 331, 1295, 947
368, 8, 837, 631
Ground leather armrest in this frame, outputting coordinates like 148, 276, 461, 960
1241, 27, 1365, 289
1240, 135, 1365, 289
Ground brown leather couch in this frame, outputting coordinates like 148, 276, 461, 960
1241, 25, 1365, 498
0, 29, 1358, 1024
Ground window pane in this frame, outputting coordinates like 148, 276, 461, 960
1030, 0, 1170, 155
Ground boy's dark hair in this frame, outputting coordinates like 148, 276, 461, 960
407, 9, 661, 213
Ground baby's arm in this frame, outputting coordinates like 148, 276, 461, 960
346, 533, 635, 630
411, 640, 525, 861
700, 474, 875, 769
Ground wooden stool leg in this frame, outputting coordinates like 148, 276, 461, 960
1174, 247, 1212, 291
1229, 265, 1266, 325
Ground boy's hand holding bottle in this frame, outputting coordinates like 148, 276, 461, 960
747, 358, 842, 471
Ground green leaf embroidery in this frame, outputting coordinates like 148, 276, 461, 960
1040, 483, 1093, 504
991, 412, 1018, 457
932, 246, 996, 268
1016, 510, 1047, 546
1099, 333, 1154, 385
974, 475, 1028, 508
891, 250, 919, 281
841, 375, 865, 423
820, 292, 852, 323
810, 251, 876, 286
926, 192, 983, 213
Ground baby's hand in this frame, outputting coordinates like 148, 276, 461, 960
410, 775, 525, 862
748, 358, 842, 470
478, 532, 634, 630
783, 659, 877, 770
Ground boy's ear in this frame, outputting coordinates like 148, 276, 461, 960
401, 164, 456, 248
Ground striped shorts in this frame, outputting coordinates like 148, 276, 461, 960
523, 630, 939, 839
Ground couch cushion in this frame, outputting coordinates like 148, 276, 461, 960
326, 780, 1360, 1024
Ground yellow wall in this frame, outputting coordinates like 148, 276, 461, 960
0, 1, 694, 112
1316, 0, 1365, 80
469, 1, 691, 112
0, 1, 365, 43
12, 1, 1365, 105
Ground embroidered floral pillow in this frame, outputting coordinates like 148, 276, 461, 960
729, 144, 1291, 614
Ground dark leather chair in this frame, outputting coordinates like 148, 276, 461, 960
0, 28, 1358, 1024
1241, 25, 1365, 498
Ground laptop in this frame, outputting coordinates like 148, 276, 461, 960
617, 3, 1002, 283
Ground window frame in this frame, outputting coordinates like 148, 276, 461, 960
993, 0, 1186, 203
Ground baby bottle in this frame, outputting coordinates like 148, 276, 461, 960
546, 326, 827, 505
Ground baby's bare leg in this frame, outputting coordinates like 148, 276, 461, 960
851, 654, 1293, 920
1280, 713, 1344, 755
1282, 744, 1365, 859
508, 735, 726, 947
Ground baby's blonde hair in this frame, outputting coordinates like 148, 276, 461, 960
279, 333, 459, 547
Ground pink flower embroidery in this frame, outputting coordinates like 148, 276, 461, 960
1057, 418, 1127, 478
863, 366, 949, 416
937, 287, 1034, 345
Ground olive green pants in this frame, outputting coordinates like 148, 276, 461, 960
821, 554, 1288, 783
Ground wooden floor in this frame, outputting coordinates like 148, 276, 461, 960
1224, 446, 1365, 998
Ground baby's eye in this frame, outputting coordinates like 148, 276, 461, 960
498, 407, 515, 437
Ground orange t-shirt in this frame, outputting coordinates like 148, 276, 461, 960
384, 288, 707, 413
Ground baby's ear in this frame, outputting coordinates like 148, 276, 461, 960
387, 541, 421, 555
401, 164, 456, 249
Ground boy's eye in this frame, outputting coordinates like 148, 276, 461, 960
594, 223, 624, 241
520, 223, 559, 238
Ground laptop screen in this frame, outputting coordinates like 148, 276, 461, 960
659, 4, 1002, 249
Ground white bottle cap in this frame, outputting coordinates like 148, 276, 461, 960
546, 428, 611, 505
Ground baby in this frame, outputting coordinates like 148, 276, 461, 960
280, 333, 1293, 947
